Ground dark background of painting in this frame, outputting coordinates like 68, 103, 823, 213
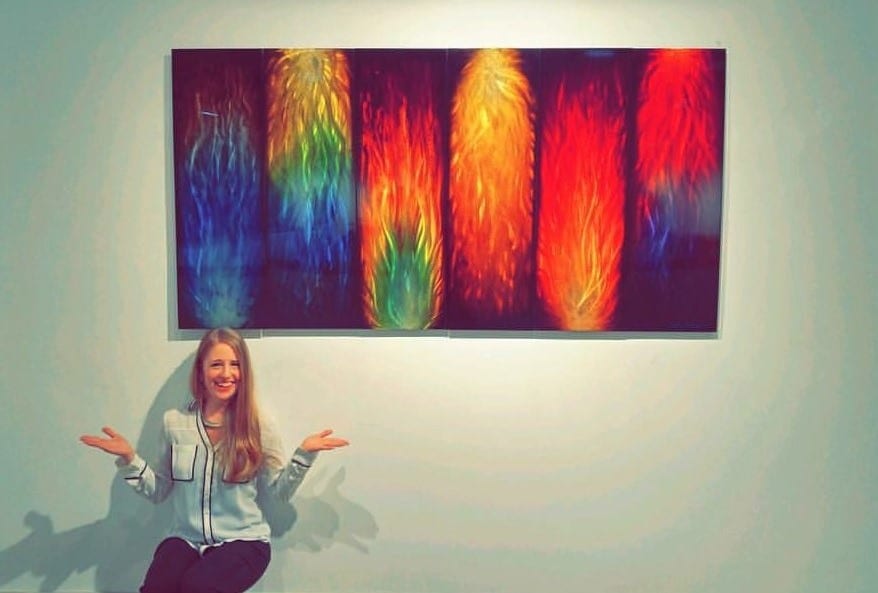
173, 48, 726, 332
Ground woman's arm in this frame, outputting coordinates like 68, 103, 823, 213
260, 422, 349, 501
81, 423, 174, 503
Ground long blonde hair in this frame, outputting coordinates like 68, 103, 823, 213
190, 328, 263, 482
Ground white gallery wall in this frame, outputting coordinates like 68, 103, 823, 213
1, 1, 875, 592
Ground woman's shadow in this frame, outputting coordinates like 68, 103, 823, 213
0, 355, 377, 592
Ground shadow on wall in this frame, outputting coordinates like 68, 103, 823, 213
0, 355, 378, 592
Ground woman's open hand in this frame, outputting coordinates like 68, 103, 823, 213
80, 426, 135, 464
300, 429, 349, 453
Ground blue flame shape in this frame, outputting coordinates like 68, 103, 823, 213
178, 107, 263, 328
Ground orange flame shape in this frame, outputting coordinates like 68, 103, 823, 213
449, 49, 535, 320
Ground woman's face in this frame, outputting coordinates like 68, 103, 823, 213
201, 342, 240, 405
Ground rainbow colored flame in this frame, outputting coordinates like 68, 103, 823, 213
265, 49, 355, 316
449, 49, 535, 322
538, 66, 627, 331
179, 73, 263, 328
358, 61, 444, 329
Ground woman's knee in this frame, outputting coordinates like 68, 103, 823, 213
139, 537, 197, 593
177, 541, 270, 593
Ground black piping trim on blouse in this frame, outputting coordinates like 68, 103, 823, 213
170, 445, 198, 482
195, 411, 216, 545
123, 462, 147, 481
207, 455, 217, 544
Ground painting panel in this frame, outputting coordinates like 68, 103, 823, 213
444, 49, 540, 330
355, 49, 447, 330
261, 49, 360, 328
172, 49, 266, 329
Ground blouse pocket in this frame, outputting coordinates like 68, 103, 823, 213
171, 444, 197, 481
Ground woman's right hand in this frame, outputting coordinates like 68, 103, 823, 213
80, 426, 135, 464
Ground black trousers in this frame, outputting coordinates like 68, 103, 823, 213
140, 537, 271, 593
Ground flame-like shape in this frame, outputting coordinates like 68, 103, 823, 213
358, 55, 444, 329
265, 49, 355, 324
636, 49, 722, 266
177, 64, 263, 328
449, 49, 535, 324
538, 62, 627, 331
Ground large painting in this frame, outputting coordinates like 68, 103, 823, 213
172, 48, 725, 332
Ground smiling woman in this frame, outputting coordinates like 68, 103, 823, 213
79, 328, 350, 593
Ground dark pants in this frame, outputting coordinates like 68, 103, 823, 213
140, 537, 271, 593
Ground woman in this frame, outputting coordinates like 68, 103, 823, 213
81, 328, 349, 593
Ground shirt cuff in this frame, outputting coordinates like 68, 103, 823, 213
115, 453, 146, 479
291, 447, 318, 468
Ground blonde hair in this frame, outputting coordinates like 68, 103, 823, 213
190, 328, 264, 482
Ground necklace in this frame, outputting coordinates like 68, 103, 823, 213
203, 417, 224, 429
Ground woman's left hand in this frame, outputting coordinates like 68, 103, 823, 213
301, 429, 349, 452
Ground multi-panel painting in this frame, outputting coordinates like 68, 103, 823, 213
173, 48, 725, 332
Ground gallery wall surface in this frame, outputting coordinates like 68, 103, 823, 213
1, 1, 875, 592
